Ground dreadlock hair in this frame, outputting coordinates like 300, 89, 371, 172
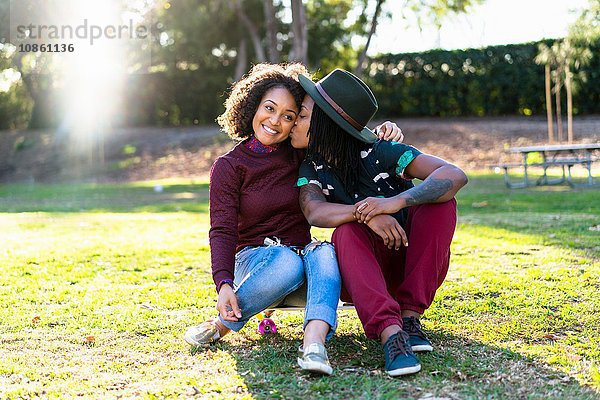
306, 104, 365, 194
217, 63, 309, 140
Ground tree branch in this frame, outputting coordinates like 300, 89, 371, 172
355, 0, 384, 77
234, 0, 266, 62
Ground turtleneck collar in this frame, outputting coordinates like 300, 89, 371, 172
243, 136, 281, 154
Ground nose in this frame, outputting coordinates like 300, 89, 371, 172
269, 114, 281, 126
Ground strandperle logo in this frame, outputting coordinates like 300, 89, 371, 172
15, 18, 150, 46
7, 0, 153, 73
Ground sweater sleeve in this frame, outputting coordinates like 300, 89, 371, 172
208, 156, 241, 288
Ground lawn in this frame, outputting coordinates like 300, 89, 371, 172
0, 174, 599, 399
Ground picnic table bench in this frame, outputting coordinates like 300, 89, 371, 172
490, 143, 600, 188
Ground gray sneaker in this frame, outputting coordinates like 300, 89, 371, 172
184, 320, 221, 347
297, 343, 333, 375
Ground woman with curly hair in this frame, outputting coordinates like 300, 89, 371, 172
184, 63, 402, 375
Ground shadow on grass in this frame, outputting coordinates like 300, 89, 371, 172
205, 331, 599, 399
457, 174, 600, 258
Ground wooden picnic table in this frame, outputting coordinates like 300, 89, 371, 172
493, 143, 600, 188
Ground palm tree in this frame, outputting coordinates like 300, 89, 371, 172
535, 39, 592, 144
535, 43, 557, 144
550, 42, 565, 142
557, 39, 592, 143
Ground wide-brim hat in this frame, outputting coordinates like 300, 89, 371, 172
299, 69, 379, 143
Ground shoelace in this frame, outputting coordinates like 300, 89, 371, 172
387, 331, 413, 360
403, 317, 429, 340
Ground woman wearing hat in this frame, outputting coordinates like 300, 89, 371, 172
184, 63, 403, 375
291, 69, 468, 376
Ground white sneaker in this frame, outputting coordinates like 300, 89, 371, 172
297, 343, 333, 375
184, 320, 221, 347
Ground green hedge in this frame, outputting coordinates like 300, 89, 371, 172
365, 39, 600, 117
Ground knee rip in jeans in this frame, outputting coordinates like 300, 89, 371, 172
302, 240, 335, 258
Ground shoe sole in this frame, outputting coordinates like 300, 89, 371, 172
412, 344, 433, 352
386, 364, 421, 377
297, 358, 333, 375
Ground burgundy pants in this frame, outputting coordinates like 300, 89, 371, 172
332, 199, 457, 339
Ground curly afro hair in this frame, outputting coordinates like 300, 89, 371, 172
217, 63, 310, 140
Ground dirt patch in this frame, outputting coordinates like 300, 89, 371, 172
1, 116, 599, 183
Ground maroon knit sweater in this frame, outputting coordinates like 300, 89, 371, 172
209, 141, 311, 287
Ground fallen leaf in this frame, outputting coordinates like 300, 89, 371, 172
190, 386, 201, 396
471, 201, 489, 208
32, 316, 40, 325
85, 335, 95, 344
543, 333, 562, 340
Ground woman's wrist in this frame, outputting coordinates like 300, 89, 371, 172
391, 195, 407, 212
217, 279, 234, 293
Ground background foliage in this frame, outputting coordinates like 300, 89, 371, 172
366, 38, 600, 118
0, 0, 598, 130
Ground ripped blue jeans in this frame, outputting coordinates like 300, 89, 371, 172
219, 240, 341, 340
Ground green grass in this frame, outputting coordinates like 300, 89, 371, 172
1, 174, 599, 399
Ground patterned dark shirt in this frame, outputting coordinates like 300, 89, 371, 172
296, 140, 422, 227
243, 136, 281, 154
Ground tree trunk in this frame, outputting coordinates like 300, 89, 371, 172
234, 0, 266, 62
290, 0, 308, 64
263, 0, 280, 63
554, 71, 563, 143
235, 38, 248, 80
355, 0, 385, 77
544, 65, 554, 144
12, 53, 43, 129
565, 64, 573, 143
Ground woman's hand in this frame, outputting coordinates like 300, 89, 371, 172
354, 197, 400, 223
216, 284, 242, 321
374, 121, 404, 142
366, 215, 408, 249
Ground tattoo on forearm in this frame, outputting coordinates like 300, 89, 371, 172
299, 184, 326, 213
404, 178, 453, 206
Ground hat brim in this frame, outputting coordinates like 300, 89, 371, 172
299, 74, 377, 144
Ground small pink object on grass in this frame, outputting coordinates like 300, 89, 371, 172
257, 318, 277, 334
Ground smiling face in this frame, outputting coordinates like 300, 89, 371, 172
251, 87, 298, 146
289, 95, 314, 149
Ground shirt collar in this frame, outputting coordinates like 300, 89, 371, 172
244, 136, 281, 154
